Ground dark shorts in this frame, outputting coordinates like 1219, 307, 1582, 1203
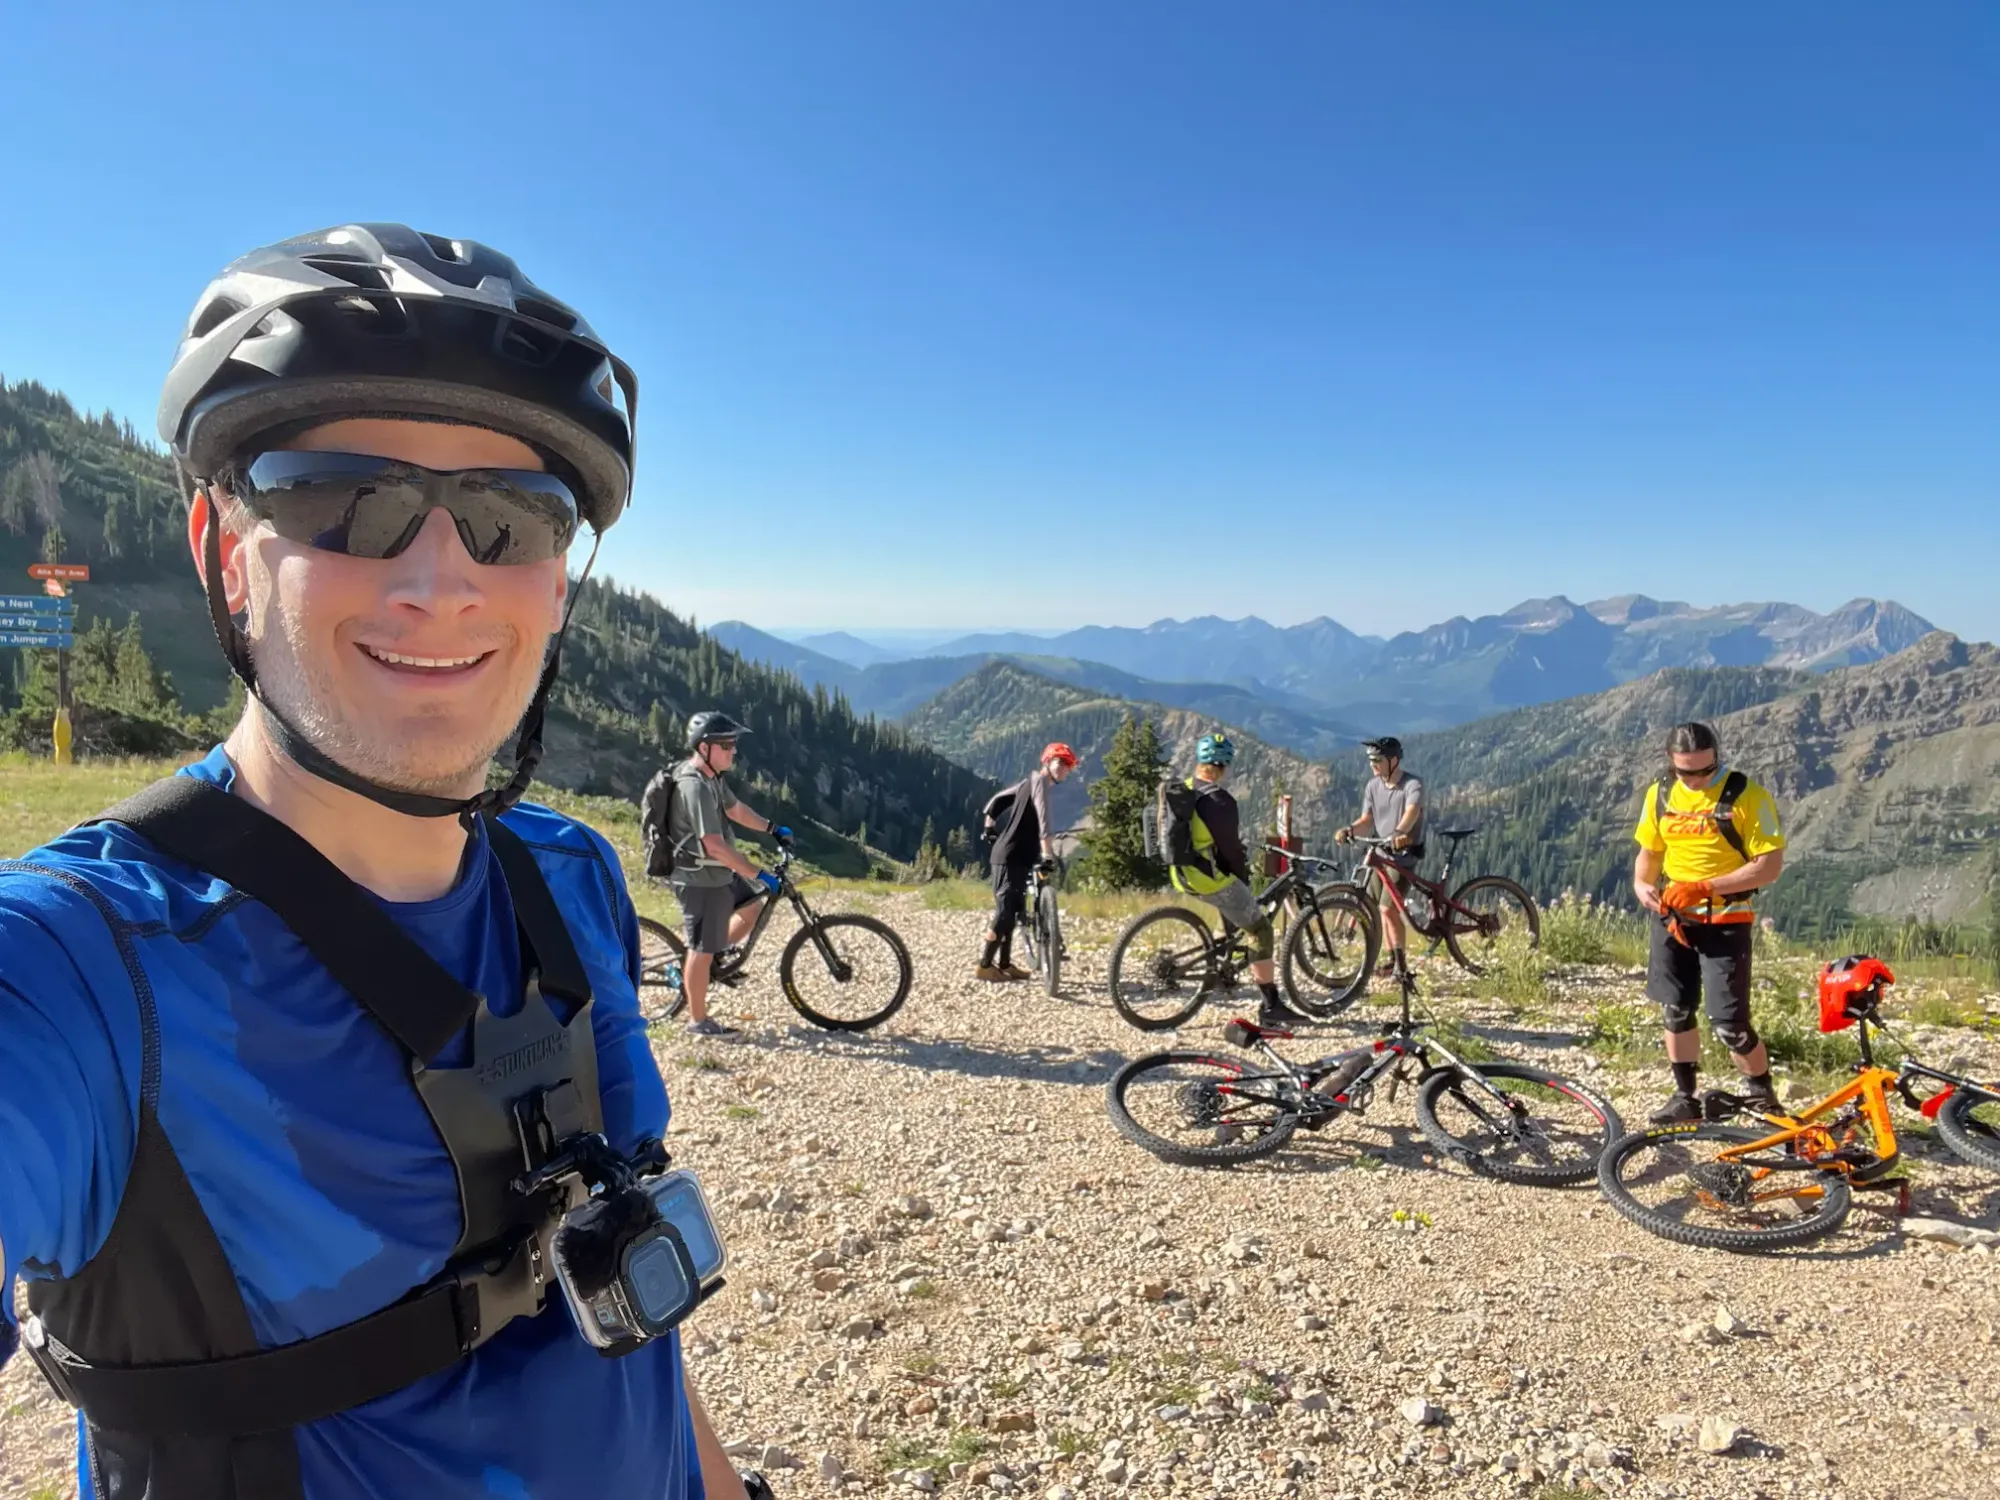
1376, 855, 1419, 894
990, 862, 1030, 939
1646, 914, 1756, 1050
675, 874, 761, 954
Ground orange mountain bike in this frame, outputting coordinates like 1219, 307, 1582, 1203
1598, 957, 2000, 1252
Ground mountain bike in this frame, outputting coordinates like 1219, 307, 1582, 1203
1106, 953, 1621, 1181
1105, 850, 1378, 1031
1598, 991, 2000, 1252
1329, 831, 1539, 975
1017, 858, 1068, 997
635, 837, 913, 1031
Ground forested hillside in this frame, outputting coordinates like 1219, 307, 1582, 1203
0, 376, 991, 868
903, 660, 1335, 838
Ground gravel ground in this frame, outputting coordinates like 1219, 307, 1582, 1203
6, 893, 1997, 1500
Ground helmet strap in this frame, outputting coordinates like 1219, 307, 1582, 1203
198, 489, 604, 826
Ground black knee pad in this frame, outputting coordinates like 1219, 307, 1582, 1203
1660, 1007, 1699, 1037
1714, 1022, 1759, 1056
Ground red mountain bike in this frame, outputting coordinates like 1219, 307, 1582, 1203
1330, 832, 1539, 976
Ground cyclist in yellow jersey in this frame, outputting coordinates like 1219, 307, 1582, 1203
1632, 721, 1787, 1123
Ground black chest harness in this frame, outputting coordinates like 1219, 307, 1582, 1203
21, 776, 609, 1499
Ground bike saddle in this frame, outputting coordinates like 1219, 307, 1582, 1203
1438, 827, 1479, 841
1223, 1017, 1292, 1047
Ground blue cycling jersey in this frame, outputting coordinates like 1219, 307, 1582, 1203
0, 747, 703, 1500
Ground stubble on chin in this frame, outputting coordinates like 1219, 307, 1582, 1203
253, 613, 540, 797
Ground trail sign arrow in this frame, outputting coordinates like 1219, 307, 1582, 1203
0, 595, 76, 613
0, 632, 74, 649
27, 563, 90, 582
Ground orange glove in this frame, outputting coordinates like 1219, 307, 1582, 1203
1659, 880, 1715, 913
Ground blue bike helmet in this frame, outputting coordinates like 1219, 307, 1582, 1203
1196, 732, 1236, 766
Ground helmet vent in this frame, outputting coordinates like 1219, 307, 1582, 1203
499, 318, 561, 365
420, 233, 467, 263
332, 295, 412, 335
514, 295, 579, 333
301, 255, 393, 292
190, 296, 246, 340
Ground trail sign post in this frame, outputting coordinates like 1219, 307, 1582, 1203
18, 564, 87, 763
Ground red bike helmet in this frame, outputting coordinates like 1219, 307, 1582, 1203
1042, 742, 1080, 768
1818, 955, 1895, 1033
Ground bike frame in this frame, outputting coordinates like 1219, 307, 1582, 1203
1708, 1013, 2000, 1203
1351, 838, 1481, 939
1212, 965, 1520, 1126
709, 847, 851, 984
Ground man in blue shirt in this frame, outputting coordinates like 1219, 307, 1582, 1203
0, 227, 751, 1499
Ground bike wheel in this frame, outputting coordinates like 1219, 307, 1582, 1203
1108, 906, 1219, 1031
1105, 1051, 1301, 1167
1038, 884, 1063, 997
1415, 1063, 1622, 1186
1282, 885, 1379, 1017
1936, 1088, 2000, 1174
779, 913, 913, 1031
636, 916, 688, 1021
1443, 876, 1541, 975
1597, 1123, 1853, 1252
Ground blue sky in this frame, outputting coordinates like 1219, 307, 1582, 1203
2, 3, 1995, 641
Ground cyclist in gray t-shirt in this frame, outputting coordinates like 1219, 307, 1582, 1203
663, 710, 788, 1037
1334, 736, 1425, 971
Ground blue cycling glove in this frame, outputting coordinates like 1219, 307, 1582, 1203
755, 869, 783, 895
771, 825, 794, 842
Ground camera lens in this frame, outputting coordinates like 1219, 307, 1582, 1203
626, 1236, 693, 1327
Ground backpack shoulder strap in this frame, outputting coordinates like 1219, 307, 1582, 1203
1713, 771, 1751, 862
92, 778, 482, 1063
484, 814, 592, 1006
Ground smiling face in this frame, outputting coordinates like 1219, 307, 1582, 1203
210, 417, 569, 797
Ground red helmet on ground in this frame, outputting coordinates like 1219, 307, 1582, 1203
1817, 955, 1895, 1033
1042, 742, 1080, 768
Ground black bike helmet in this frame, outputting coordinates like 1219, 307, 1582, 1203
1363, 737, 1403, 761
162, 224, 641, 822
687, 710, 751, 748
161, 224, 638, 530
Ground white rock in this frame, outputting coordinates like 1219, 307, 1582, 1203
895, 1194, 934, 1219
760, 1444, 803, 1470
750, 1287, 780, 1313
1697, 1416, 1741, 1455
1904, 1217, 2000, 1250
1712, 1306, 1747, 1337
1399, 1397, 1442, 1428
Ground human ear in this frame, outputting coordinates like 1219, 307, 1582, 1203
187, 490, 251, 614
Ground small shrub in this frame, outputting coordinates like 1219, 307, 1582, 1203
725, 1104, 760, 1122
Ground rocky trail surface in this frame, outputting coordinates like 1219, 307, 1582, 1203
6, 895, 1997, 1500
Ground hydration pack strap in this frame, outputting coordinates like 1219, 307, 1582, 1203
1654, 770, 1751, 866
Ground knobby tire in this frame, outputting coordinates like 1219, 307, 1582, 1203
1443, 875, 1540, 975
1413, 1063, 1621, 1186
1105, 1051, 1301, 1167
1597, 1122, 1853, 1252
1282, 885, 1380, 1017
779, 912, 913, 1032
1108, 906, 1219, 1031
1038, 884, 1063, 997
636, 915, 689, 1020
1935, 1088, 2000, 1175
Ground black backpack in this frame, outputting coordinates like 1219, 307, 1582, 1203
1655, 770, 1750, 863
1152, 776, 1214, 875
639, 767, 680, 878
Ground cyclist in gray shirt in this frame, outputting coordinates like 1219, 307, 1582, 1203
667, 711, 788, 1037
1334, 736, 1425, 971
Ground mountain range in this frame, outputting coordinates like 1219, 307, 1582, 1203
890, 635, 2000, 932
714, 594, 1936, 748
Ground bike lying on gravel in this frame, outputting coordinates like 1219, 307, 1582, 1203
1105, 847, 1378, 1030
1329, 830, 1539, 976
635, 836, 914, 1031
1598, 958, 2000, 1252
1106, 953, 1621, 1181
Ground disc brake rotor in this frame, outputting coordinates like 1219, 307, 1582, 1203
1685, 1158, 1755, 1209
1175, 1080, 1227, 1128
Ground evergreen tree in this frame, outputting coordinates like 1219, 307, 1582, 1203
1072, 713, 1169, 890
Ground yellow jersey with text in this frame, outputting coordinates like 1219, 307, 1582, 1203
1634, 770, 1784, 918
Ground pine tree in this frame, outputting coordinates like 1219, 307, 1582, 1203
1072, 713, 1170, 890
